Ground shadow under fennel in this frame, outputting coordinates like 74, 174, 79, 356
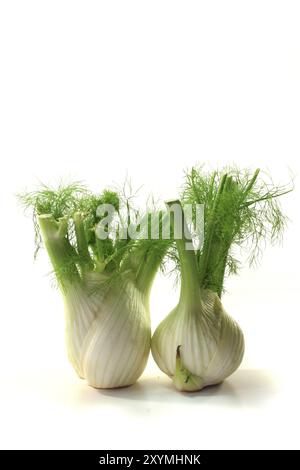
88, 368, 278, 407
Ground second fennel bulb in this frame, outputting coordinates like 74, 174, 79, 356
152, 167, 290, 392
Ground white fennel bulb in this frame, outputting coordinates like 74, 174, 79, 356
152, 290, 244, 391
81, 280, 150, 388
63, 279, 99, 377
21, 184, 168, 389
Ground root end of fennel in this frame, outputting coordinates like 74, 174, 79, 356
173, 346, 205, 392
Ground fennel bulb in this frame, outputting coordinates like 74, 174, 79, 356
21, 184, 168, 389
152, 287, 244, 392
152, 168, 290, 391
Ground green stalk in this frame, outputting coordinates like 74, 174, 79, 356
73, 212, 93, 272
207, 171, 217, 200
203, 176, 235, 296
244, 168, 260, 195
96, 236, 105, 263
134, 245, 168, 301
166, 200, 201, 306
214, 169, 260, 293
198, 174, 228, 287
134, 213, 164, 297
135, 253, 160, 300
38, 214, 80, 289
206, 240, 231, 297
244, 188, 292, 207
202, 169, 261, 296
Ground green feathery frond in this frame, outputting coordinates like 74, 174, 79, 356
182, 166, 292, 297
19, 181, 171, 293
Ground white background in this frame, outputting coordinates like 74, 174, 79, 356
0, 1, 299, 450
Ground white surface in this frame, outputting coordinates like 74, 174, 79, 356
0, 1, 300, 450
